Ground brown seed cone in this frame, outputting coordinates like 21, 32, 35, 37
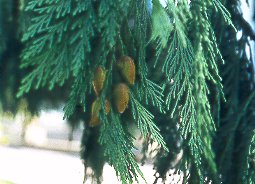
113, 83, 130, 113
117, 56, 136, 85
105, 99, 111, 114
93, 66, 107, 96
89, 99, 111, 127
89, 99, 101, 127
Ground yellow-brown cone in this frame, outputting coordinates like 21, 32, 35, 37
113, 83, 129, 113
93, 66, 107, 96
105, 99, 111, 114
117, 56, 136, 85
89, 99, 111, 127
89, 99, 101, 127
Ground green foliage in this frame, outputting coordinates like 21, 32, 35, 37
0, 1, 7, 56
213, 1, 255, 183
19, 0, 94, 95
1, 0, 255, 184
151, 0, 190, 55
130, 91, 167, 150
150, 0, 173, 48
150, 0, 235, 183
212, 0, 236, 30
99, 111, 146, 184
247, 131, 255, 183
134, 0, 150, 81
18, 0, 169, 183
142, 79, 165, 113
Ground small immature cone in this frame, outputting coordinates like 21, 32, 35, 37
89, 99, 101, 127
89, 99, 111, 127
93, 66, 107, 96
113, 83, 129, 113
117, 56, 136, 85
104, 100, 111, 114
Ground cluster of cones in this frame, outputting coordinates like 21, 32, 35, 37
89, 56, 136, 127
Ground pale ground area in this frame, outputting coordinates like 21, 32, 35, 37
0, 146, 84, 184
0, 146, 182, 184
